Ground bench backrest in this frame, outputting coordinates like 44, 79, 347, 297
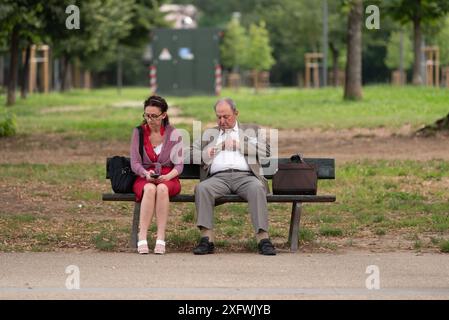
106, 158, 335, 180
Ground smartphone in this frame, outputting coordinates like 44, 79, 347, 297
150, 173, 160, 179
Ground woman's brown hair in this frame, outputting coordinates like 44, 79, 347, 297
142, 95, 170, 127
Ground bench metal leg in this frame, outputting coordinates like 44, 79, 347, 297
130, 202, 141, 249
288, 202, 302, 252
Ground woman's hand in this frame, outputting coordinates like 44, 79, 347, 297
156, 174, 170, 183
144, 170, 156, 182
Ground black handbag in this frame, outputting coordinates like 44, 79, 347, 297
107, 126, 143, 193
272, 154, 318, 195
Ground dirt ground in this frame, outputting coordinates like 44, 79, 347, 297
1, 126, 448, 165
1, 126, 448, 253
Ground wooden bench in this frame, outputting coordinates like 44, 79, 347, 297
102, 157, 336, 252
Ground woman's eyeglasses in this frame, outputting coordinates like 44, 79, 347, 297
143, 112, 163, 120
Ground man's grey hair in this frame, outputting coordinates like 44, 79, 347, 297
213, 98, 237, 113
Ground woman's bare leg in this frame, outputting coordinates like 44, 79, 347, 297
138, 183, 157, 241
155, 183, 170, 241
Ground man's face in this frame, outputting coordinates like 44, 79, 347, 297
215, 102, 238, 130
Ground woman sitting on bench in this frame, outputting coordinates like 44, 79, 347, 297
130, 95, 184, 255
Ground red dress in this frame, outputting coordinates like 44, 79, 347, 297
133, 124, 181, 202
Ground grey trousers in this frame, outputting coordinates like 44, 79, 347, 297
195, 171, 269, 233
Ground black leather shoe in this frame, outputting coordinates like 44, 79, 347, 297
193, 236, 215, 255
258, 239, 276, 255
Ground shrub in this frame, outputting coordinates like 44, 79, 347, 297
440, 240, 449, 253
0, 108, 17, 137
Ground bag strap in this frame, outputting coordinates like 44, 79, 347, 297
290, 153, 304, 163
137, 125, 144, 161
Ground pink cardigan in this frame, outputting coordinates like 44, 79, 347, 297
130, 124, 184, 177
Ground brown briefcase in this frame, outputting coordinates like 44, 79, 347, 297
272, 154, 318, 195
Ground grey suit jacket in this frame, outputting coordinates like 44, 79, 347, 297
191, 122, 271, 194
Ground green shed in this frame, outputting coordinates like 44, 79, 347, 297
151, 28, 222, 96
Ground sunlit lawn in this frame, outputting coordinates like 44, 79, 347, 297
1, 85, 448, 141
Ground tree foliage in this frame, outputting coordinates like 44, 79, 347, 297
220, 16, 248, 71
245, 21, 275, 71
433, 16, 449, 66
386, 0, 449, 84
384, 30, 413, 70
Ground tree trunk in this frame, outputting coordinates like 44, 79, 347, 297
117, 45, 123, 95
60, 56, 71, 92
60, 56, 67, 92
0, 55, 4, 88
253, 69, 259, 93
20, 44, 31, 99
412, 9, 423, 85
329, 42, 340, 86
344, 0, 363, 100
6, 25, 20, 106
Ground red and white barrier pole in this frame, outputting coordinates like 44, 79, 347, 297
215, 64, 222, 96
149, 65, 157, 94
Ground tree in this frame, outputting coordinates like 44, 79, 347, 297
174, 0, 259, 27
416, 15, 449, 135
113, 0, 168, 91
252, 0, 323, 85
42, 0, 135, 91
0, 0, 43, 106
387, 0, 449, 85
245, 21, 275, 92
181, 0, 323, 85
434, 16, 449, 66
384, 30, 413, 71
328, 1, 347, 86
42, 0, 167, 91
344, 0, 363, 100
220, 15, 248, 73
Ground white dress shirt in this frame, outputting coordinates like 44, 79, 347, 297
210, 122, 251, 175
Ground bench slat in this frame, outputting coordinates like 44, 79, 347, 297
102, 193, 336, 203
106, 157, 335, 179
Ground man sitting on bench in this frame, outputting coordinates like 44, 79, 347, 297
192, 98, 277, 256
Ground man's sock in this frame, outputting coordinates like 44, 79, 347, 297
256, 231, 269, 242
200, 227, 214, 242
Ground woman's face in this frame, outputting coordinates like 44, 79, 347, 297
143, 106, 166, 126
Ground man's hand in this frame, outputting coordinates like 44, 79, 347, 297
207, 147, 219, 158
223, 137, 239, 151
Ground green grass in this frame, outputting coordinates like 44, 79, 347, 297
374, 228, 387, 236
243, 238, 259, 252
319, 225, 344, 237
304, 159, 449, 245
181, 210, 195, 223
170, 85, 449, 130
167, 229, 201, 248
92, 229, 118, 251
299, 228, 316, 242
0, 163, 104, 183
440, 240, 449, 253
9, 214, 38, 223
2, 85, 449, 141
